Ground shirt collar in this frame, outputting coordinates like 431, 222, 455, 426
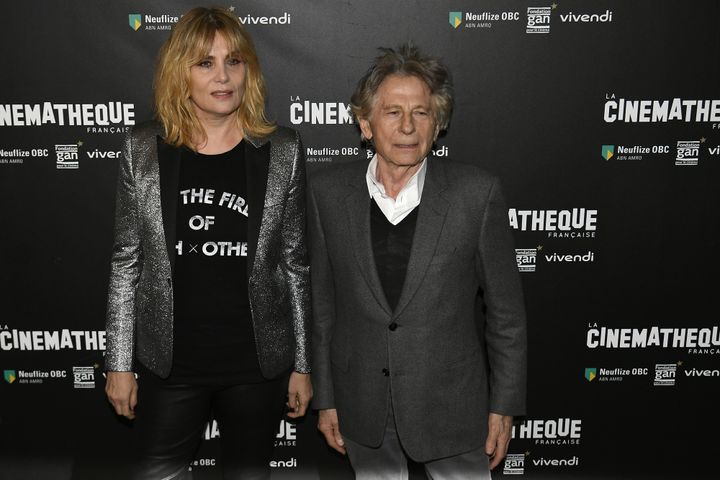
365, 154, 428, 199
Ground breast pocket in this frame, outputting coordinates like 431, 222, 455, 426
429, 247, 458, 265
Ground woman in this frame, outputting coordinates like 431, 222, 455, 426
104, 7, 311, 479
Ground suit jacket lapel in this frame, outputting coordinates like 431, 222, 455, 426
244, 137, 270, 281
344, 162, 393, 315
393, 157, 450, 318
157, 137, 181, 276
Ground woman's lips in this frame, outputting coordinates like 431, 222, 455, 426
211, 90, 233, 98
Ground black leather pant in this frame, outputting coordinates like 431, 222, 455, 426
131, 370, 287, 480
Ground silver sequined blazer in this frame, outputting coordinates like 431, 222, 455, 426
105, 121, 310, 379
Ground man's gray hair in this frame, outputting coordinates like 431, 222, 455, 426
350, 44, 454, 132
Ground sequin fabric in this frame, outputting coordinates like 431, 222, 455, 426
105, 121, 310, 378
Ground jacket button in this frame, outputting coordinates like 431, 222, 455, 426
388, 322, 398, 331
382, 368, 390, 376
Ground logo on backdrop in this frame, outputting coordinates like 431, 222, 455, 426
708, 143, 720, 156
128, 8, 291, 31
305, 146, 363, 164
601, 143, 672, 161
128, 14, 142, 31
3, 370, 16, 384
683, 364, 720, 378
601, 145, 614, 160
584, 366, 649, 382
559, 10, 613, 23
0, 102, 135, 131
269, 458, 297, 468
55, 144, 80, 170
603, 94, 720, 123
508, 208, 597, 238
2, 369, 68, 385
654, 363, 677, 386
365, 145, 449, 161
513, 418, 582, 445
504, 453, 525, 475
127, 13, 180, 31
545, 251, 595, 263
0, 328, 106, 351
515, 248, 538, 272
586, 324, 720, 354
449, 10, 520, 29
289, 97, 353, 125
73, 366, 96, 389
0, 147, 49, 166
449, 12, 462, 28
526, 6, 552, 34
675, 140, 700, 166
275, 420, 297, 447
531, 455, 581, 469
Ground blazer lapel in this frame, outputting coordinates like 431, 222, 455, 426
393, 157, 450, 318
244, 136, 271, 281
157, 137, 181, 276
344, 163, 393, 315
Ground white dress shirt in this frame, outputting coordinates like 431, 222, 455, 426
365, 154, 427, 225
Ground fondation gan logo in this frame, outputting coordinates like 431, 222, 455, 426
3, 370, 16, 384
129, 14, 142, 31
449, 12, 462, 28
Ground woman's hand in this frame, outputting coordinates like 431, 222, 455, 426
286, 371, 312, 419
105, 371, 138, 419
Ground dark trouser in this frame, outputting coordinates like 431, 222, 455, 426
131, 372, 287, 480
344, 399, 491, 480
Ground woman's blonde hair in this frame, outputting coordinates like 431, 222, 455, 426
154, 6, 275, 148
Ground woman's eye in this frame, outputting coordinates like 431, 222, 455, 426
198, 60, 212, 68
227, 58, 243, 66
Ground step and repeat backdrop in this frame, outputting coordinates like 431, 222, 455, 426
1, 1, 718, 479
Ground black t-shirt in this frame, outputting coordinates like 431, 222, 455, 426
168, 140, 266, 384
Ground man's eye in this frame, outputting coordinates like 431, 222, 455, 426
415, 110, 428, 116
387, 110, 399, 116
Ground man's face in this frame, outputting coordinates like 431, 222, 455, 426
359, 74, 439, 169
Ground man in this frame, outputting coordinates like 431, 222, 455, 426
309, 44, 526, 479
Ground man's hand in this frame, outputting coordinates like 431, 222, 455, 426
485, 413, 513, 470
105, 371, 138, 419
318, 408, 346, 454
286, 372, 313, 419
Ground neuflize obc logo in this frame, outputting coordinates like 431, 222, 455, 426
601, 145, 614, 161
584, 368, 597, 381
449, 12, 462, 28
129, 14, 142, 31
3, 370, 16, 384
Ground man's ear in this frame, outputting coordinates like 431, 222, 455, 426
359, 117, 373, 141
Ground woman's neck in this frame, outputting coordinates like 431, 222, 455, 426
195, 116, 244, 154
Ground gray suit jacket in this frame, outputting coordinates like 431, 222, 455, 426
105, 121, 310, 379
309, 157, 526, 462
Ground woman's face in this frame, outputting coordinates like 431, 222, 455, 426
189, 32, 246, 122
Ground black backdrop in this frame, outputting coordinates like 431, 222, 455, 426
1, 1, 718, 479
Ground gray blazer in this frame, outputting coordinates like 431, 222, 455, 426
105, 121, 310, 379
309, 157, 526, 462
